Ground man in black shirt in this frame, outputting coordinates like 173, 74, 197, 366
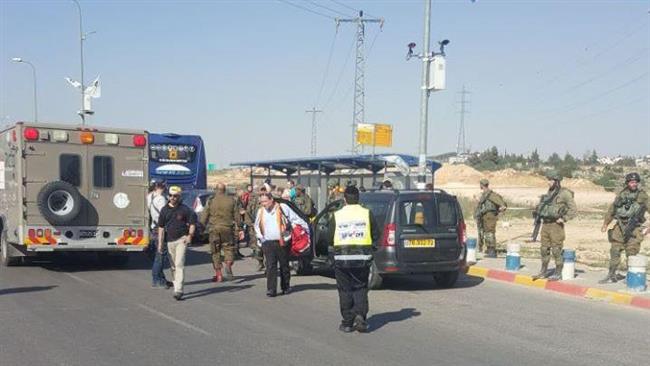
157, 186, 196, 300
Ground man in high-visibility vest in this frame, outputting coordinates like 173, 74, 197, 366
329, 186, 378, 333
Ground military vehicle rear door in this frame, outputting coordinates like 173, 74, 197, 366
86, 143, 146, 227
23, 134, 90, 226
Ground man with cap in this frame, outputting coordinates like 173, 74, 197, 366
158, 186, 196, 300
200, 183, 242, 282
532, 171, 577, 281
473, 178, 507, 258
599, 172, 648, 284
328, 186, 379, 333
294, 184, 315, 217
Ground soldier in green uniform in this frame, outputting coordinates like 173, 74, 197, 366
247, 187, 265, 271
532, 171, 577, 281
200, 183, 241, 282
294, 184, 315, 217
473, 179, 507, 258
599, 172, 648, 284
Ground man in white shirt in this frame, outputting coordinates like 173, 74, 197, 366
147, 180, 170, 288
254, 193, 309, 297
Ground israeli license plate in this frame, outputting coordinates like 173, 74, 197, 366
404, 239, 435, 248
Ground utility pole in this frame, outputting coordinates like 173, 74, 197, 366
11, 58, 38, 122
417, 0, 432, 183
72, 0, 86, 125
336, 11, 383, 155
306, 107, 323, 156
457, 85, 470, 156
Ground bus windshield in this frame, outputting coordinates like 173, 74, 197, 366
148, 133, 207, 190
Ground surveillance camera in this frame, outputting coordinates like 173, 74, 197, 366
408, 42, 417, 49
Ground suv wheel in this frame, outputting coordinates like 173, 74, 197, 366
1, 230, 20, 266
37, 181, 82, 226
433, 270, 459, 288
368, 261, 383, 290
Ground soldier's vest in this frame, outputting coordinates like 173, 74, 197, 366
333, 205, 372, 268
206, 194, 235, 230
478, 191, 498, 216
538, 188, 572, 220
614, 189, 641, 222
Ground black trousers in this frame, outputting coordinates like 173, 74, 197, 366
262, 240, 291, 293
334, 265, 370, 326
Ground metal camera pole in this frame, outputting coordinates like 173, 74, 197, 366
417, 0, 432, 183
72, 0, 85, 125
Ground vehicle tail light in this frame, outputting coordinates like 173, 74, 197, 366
104, 133, 119, 145
458, 220, 467, 247
80, 131, 94, 144
382, 223, 396, 247
123, 229, 130, 237
137, 229, 143, 238
24, 127, 39, 141
52, 130, 69, 142
28, 229, 36, 237
45, 229, 52, 237
129, 229, 136, 237
36, 229, 44, 237
133, 134, 146, 147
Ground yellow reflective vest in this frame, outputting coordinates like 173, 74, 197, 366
333, 204, 372, 265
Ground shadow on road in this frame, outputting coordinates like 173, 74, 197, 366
368, 307, 421, 332
378, 274, 484, 291
0, 285, 58, 296
290, 283, 338, 293
182, 284, 253, 300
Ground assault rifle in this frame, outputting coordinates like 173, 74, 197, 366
623, 205, 646, 244
531, 189, 561, 242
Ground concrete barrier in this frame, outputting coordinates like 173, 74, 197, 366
466, 238, 477, 264
562, 249, 576, 280
627, 255, 647, 292
505, 242, 521, 272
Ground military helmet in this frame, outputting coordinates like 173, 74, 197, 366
479, 178, 489, 186
625, 172, 641, 183
545, 170, 562, 181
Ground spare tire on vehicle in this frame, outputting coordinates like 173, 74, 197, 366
37, 181, 82, 225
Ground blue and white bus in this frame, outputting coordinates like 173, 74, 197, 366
148, 133, 207, 190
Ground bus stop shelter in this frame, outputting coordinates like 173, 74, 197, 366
231, 154, 442, 210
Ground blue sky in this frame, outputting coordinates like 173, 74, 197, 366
1, 0, 648, 167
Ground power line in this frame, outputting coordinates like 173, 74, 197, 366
323, 34, 356, 109
276, 0, 335, 19
315, 30, 339, 107
329, 0, 378, 19
306, 0, 352, 17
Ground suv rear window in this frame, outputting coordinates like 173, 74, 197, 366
437, 199, 457, 226
399, 199, 435, 232
360, 196, 390, 228
93, 156, 113, 188
60, 154, 81, 187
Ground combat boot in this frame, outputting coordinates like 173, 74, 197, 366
532, 263, 549, 280
598, 268, 618, 284
547, 264, 563, 281
223, 261, 234, 281
212, 269, 223, 283
485, 248, 497, 258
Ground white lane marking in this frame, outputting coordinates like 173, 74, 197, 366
137, 304, 212, 336
65, 273, 94, 286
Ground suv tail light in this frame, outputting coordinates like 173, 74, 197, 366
24, 127, 39, 141
458, 220, 467, 247
382, 223, 396, 247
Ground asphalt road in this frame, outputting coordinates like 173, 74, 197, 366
1, 247, 649, 366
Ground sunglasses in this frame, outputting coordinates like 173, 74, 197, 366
169, 194, 181, 198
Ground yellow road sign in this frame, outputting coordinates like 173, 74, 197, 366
374, 124, 392, 147
356, 123, 374, 145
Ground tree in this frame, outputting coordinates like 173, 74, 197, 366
547, 153, 562, 168
588, 149, 599, 165
529, 149, 540, 168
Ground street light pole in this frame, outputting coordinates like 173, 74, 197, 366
417, 0, 432, 184
72, 0, 85, 125
11, 58, 38, 122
